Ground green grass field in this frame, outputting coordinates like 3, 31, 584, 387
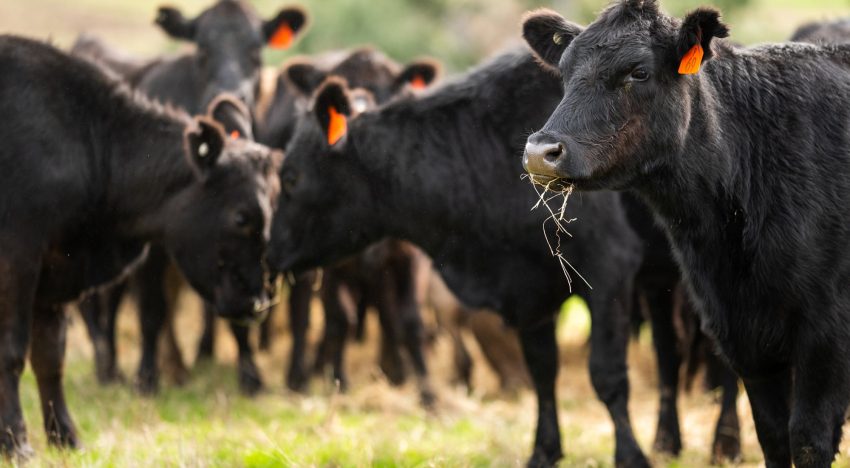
2, 0, 850, 466
4, 291, 848, 467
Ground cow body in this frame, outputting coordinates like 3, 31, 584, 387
70, 0, 306, 395
271, 49, 646, 466
0, 35, 279, 456
523, 2, 850, 465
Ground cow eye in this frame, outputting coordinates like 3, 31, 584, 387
629, 68, 649, 82
249, 49, 262, 67
234, 212, 251, 229
282, 168, 299, 195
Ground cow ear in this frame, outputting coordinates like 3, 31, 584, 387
285, 60, 327, 95
394, 59, 440, 91
184, 116, 225, 178
207, 94, 254, 141
313, 78, 352, 147
522, 9, 583, 70
675, 7, 729, 75
264, 7, 308, 50
155, 6, 196, 41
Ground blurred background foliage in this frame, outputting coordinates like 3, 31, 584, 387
1, 0, 848, 73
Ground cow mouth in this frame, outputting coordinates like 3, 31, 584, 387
528, 173, 574, 191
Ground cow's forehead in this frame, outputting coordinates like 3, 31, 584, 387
197, 1, 261, 35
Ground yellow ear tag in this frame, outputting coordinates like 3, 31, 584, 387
678, 43, 704, 75
269, 24, 294, 49
410, 75, 427, 90
327, 106, 347, 146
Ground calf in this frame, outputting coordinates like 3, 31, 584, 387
0, 35, 280, 457
523, 2, 850, 466
269, 49, 646, 466
71, 0, 306, 395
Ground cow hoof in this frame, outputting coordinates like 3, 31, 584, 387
46, 427, 80, 450
420, 387, 437, 410
238, 362, 264, 397
136, 372, 159, 396
652, 429, 682, 456
95, 365, 125, 386
710, 432, 741, 465
286, 366, 309, 393
380, 355, 407, 386
0, 436, 33, 461
617, 450, 651, 468
526, 448, 562, 468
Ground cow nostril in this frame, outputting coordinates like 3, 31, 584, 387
544, 143, 565, 163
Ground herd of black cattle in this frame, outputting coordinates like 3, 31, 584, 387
1, 0, 849, 466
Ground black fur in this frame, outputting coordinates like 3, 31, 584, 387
0, 35, 280, 456
270, 48, 647, 467
524, 2, 850, 466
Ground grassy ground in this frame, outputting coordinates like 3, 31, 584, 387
3, 0, 850, 466
5, 290, 850, 467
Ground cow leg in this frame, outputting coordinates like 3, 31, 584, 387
286, 271, 313, 392
229, 321, 263, 396
585, 290, 648, 467
467, 311, 530, 393
79, 283, 126, 384
519, 320, 562, 467
743, 370, 791, 468
788, 325, 850, 468
711, 360, 741, 464
645, 287, 682, 456
196, 304, 216, 362
448, 312, 473, 390
375, 291, 406, 386
0, 254, 38, 459
134, 249, 172, 395
317, 274, 356, 392
30, 304, 78, 448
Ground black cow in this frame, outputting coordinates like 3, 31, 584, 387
269, 49, 646, 467
70, 0, 307, 395
0, 35, 281, 457
258, 48, 440, 404
791, 18, 850, 44
523, 2, 850, 466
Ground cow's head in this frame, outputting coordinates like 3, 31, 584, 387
260, 48, 438, 151
287, 48, 439, 103
156, 0, 307, 110
166, 95, 283, 321
267, 78, 381, 273
521, 1, 728, 190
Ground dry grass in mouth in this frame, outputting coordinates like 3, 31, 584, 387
523, 174, 592, 293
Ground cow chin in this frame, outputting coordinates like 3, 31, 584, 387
212, 276, 268, 324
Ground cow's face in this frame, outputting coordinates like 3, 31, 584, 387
286, 48, 439, 104
156, 0, 306, 110
260, 49, 437, 151
268, 79, 378, 273
521, 1, 728, 190
166, 97, 283, 321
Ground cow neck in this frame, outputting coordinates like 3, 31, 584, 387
103, 92, 197, 240
349, 102, 511, 254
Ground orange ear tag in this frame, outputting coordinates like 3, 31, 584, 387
678, 43, 704, 75
410, 75, 427, 90
230, 130, 240, 140
269, 24, 294, 49
327, 106, 347, 145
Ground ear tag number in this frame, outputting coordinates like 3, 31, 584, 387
679, 43, 703, 75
